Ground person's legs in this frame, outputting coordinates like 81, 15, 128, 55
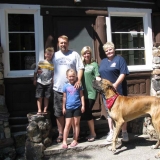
35, 83, 44, 114
87, 119, 96, 140
108, 117, 114, 131
84, 99, 96, 141
43, 97, 49, 113
56, 116, 65, 134
122, 122, 127, 131
37, 98, 43, 113
103, 97, 114, 141
70, 107, 81, 146
106, 117, 114, 142
72, 120, 75, 139
43, 83, 52, 113
53, 90, 64, 142
71, 116, 81, 145
62, 117, 72, 146
121, 122, 129, 141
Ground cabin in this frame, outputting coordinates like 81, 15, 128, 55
0, 0, 160, 133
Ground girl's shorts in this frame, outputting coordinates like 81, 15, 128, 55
65, 106, 81, 118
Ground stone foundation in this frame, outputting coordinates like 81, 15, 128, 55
0, 95, 16, 159
128, 116, 157, 139
25, 112, 53, 160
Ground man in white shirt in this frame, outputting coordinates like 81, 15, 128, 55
52, 35, 84, 143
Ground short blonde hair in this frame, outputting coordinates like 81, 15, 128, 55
45, 47, 54, 54
103, 42, 115, 51
81, 46, 94, 64
66, 68, 77, 76
58, 35, 69, 42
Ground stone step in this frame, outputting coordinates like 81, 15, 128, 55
11, 131, 27, 155
9, 117, 28, 126
10, 124, 28, 133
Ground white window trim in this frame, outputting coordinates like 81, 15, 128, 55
106, 7, 153, 72
0, 4, 44, 78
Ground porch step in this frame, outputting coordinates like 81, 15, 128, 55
9, 117, 28, 133
9, 117, 28, 126
10, 124, 28, 133
12, 131, 27, 156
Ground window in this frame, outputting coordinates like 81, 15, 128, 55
107, 8, 152, 72
0, 4, 44, 77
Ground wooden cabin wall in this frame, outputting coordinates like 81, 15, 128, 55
0, 0, 155, 9
152, 13, 160, 47
1, 0, 159, 122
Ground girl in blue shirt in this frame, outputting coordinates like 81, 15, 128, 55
62, 69, 85, 149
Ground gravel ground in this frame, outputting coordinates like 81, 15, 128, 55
48, 138, 160, 160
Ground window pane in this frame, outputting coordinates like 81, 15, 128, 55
10, 52, 35, 70
9, 33, 35, 51
111, 17, 143, 32
8, 14, 34, 32
112, 33, 144, 49
116, 50, 145, 65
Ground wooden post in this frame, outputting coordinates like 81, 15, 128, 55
95, 16, 107, 63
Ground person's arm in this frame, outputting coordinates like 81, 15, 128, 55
62, 92, 66, 115
94, 62, 101, 81
80, 90, 85, 113
74, 69, 83, 89
51, 71, 54, 84
33, 72, 37, 85
113, 74, 126, 90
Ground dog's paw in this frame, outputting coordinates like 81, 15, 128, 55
112, 149, 117, 154
151, 145, 157, 149
107, 145, 112, 151
107, 146, 116, 153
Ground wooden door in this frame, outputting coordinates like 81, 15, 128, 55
52, 16, 102, 114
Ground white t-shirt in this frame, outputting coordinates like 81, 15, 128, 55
52, 50, 84, 92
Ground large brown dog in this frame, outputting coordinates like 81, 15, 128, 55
93, 78, 160, 158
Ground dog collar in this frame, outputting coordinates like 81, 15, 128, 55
106, 94, 119, 110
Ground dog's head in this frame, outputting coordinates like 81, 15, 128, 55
92, 78, 116, 98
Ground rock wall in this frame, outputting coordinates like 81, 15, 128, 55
127, 47, 159, 139
0, 47, 16, 159
25, 113, 53, 160
134, 47, 160, 139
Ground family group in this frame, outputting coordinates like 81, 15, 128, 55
33, 35, 129, 149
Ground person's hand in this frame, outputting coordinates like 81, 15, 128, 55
113, 83, 118, 90
62, 108, 66, 115
81, 106, 85, 113
37, 69, 43, 74
96, 77, 101, 81
74, 81, 81, 89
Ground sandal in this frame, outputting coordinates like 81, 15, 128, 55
69, 141, 78, 148
87, 135, 96, 142
42, 111, 48, 115
37, 112, 42, 115
57, 133, 63, 143
62, 144, 68, 149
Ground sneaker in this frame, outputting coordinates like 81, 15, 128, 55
106, 130, 114, 142
122, 131, 129, 142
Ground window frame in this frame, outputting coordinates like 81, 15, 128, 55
106, 7, 152, 72
0, 4, 44, 77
